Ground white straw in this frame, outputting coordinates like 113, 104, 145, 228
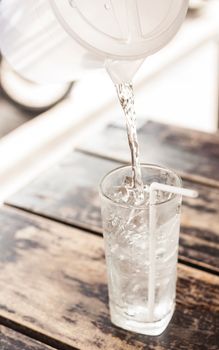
148, 187, 157, 321
148, 182, 198, 321
150, 182, 198, 199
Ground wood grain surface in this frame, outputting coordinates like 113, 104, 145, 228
76, 120, 219, 188
0, 325, 54, 350
0, 206, 218, 350
6, 151, 219, 274
6, 152, 120, 233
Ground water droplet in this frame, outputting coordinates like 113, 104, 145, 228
69, 0, 76, 8
104, 2, 111, 10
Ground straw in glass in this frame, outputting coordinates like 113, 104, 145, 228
148, 182, 198, 321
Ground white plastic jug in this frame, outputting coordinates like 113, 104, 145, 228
0, 0, 189, 84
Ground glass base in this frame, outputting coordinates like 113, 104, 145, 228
110, 302, 175, 336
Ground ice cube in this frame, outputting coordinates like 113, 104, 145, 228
112, 185, 130, 203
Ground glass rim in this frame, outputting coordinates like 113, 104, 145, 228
99, 163, 182, 210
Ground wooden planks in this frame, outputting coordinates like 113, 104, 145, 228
6, 151, 219, 274
0, 206, 218, 350
179, 179, 219, 273
77, 120, 219, 187
6, 152, 120, 233
0, 325, 53, 350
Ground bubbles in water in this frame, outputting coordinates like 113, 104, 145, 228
69, 0, 76, 8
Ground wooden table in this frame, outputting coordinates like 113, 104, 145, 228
0, 120, 219, 349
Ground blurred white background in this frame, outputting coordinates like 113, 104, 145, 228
0, 0, 219, 201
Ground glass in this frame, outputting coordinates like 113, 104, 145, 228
99, 164, 182, 336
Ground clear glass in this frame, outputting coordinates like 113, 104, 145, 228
99, 164, 182, 336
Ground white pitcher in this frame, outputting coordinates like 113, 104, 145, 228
0, 0, 189, 84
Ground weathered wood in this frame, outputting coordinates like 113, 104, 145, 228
179, 179, 219, 274
0, 206, 218, 350
6, 152, 120, 233
0, 325, 53, 350
76, 120, 219, 188
6, 151, 219, 274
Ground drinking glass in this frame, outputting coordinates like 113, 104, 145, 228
99, 164, 182, 336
